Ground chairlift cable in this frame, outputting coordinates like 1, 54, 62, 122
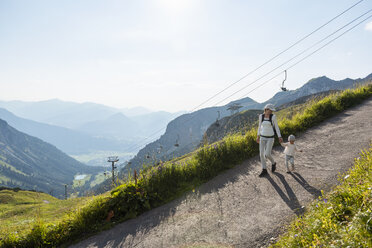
238, 13, 372, 101
121, 1, 364, 155
184, 0, 365, 114
122, 3, 369, 155
210, 8, 372, 108
151, 11, 372, 159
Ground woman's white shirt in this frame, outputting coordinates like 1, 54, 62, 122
257, 114, 282, 137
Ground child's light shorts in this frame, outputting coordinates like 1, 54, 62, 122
285, 155, 295, 170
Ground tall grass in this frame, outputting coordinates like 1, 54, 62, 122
271, 144, 372, 248
1, 84, 371, 247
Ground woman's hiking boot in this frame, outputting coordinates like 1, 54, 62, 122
259, 169, 268, 177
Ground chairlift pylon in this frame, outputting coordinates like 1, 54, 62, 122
215, 110, 221, 127
174, 134, 180, 147
157, 145, 163, 153
281, 70, 288, 92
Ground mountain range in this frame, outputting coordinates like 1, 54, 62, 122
0, 119, 103, 198
0, 100, 183, 163
0, 108, 130, 155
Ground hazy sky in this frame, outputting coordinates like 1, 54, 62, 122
1, 0, 371, 112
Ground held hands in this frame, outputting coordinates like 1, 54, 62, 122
257, 136, 283, 143
256, 136, 284, 143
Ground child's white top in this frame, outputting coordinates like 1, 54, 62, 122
281, 142, 299, 156
257, 114, 282, 137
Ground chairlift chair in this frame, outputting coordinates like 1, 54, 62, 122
281, 70, 288, 91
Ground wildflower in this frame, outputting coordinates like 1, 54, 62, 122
294, 234, 298, 237
316, 204, 319, 208
324, 199, 328, 204
344, 175, 350, 179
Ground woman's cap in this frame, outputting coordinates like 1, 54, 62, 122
264, 104, 276, 111
288, 135, 295, 141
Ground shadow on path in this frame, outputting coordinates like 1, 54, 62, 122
266, 172, 304, 216
290, 172, 322, 198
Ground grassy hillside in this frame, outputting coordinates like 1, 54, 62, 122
0, 188, 93, 239
1, 84, 371, 247
271, 145, 372, 247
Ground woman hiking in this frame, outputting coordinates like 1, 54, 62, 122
256, 104, 283, 177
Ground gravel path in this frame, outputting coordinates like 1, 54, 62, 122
70, 98, 372, 248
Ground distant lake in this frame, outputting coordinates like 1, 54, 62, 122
74, 174, 87, 180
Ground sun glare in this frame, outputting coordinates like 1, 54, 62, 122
158, 0, 194, 14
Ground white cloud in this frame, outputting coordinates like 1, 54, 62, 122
365, 21, 372, 31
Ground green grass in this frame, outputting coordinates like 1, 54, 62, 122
0, 175, 10, 184
0, 160, 27, 177
71, 151, 134, 167
72, 174, 92, 188
89, 173, 107, 188
1, 84, 371, 247
270, 145, 372, 248
0, 189, 93, 240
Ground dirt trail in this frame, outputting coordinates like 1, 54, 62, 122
70, 98, 372, 248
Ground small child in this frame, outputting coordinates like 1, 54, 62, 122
281, 134, 302, 173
